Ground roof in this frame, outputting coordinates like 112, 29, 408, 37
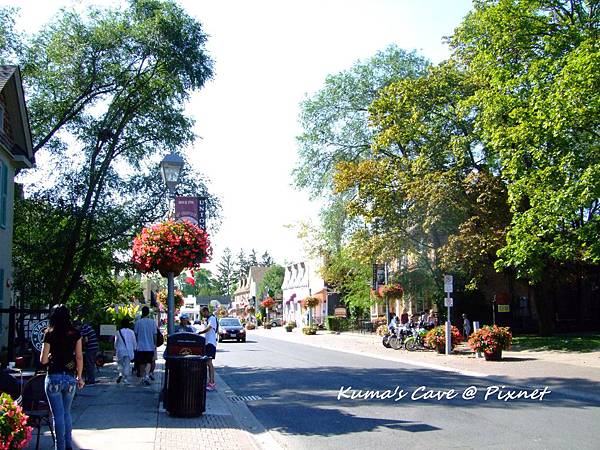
0, 65, 34, 168
0, 66, 17, 91
248, 266, 268, 283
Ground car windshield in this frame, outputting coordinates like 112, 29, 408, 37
220, 318, 241, 327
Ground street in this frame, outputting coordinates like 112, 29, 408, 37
217, 333, 600, 450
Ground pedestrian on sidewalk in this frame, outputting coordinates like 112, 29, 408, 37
175, 313, 195, 333
134, 306, 157, 386
198, 307, 218, 391
40, 304, 85, 450
462, 313, 471, 339
79, 321, 99, 385
114, 318, 136, 384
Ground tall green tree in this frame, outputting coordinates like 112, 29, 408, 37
215, 248, 235, 295
294, 45, 430, 197
451, 0, 600, 333
9, 0, 218, 305
248, 249, 258, 267
236, 249, 249, 283
257, 265, 285, 300
260, 251, 274, 267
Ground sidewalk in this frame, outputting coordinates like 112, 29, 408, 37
25, 350, 278, 450
251, 326, 600, 402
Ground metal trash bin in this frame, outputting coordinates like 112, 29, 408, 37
164, 354, 208, 417
163, 333, 206, 416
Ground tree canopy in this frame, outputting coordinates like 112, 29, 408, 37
6, 0, 220, 306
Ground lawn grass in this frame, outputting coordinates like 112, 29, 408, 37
512, 334, 600, 352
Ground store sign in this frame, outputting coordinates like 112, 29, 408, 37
334, 307, 347, 318
30, 319, 49, 353
498, 305, 510, 313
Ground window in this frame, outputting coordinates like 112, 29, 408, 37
0, 103, 4, 132
0, 160, 7, 229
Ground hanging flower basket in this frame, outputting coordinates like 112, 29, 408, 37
378, 284, 404, 300
261, 297, 276, 309
156, 289, 185, 310
370, 288, 383, 300
0, 393, 33, 449
303, 296, 320, 308
132, 219, 212, 277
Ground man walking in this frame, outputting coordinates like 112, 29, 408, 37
134, 306, 157, 386
198, 307, 218, 391
80, 321, 99, 385
463, 313, 471, 339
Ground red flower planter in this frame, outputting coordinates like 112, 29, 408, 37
484, 349, 503, 361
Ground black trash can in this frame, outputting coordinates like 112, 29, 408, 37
164, 354, 208, 417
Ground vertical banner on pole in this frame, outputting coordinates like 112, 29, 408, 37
175, 196, 207, 230
175, 196, 199, 225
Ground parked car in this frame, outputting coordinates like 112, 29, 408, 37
218, 317, 246, 342
269, 318, 283, 327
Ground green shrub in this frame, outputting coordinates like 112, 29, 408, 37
325, 316, 349, 332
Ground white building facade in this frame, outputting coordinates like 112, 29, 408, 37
281, 260, 327, 326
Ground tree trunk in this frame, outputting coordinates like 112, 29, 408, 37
532, 283, 555, 336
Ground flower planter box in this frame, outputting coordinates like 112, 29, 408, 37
285, 327, 293, 332
484, 349, 502, 361
264, 324, 271, 330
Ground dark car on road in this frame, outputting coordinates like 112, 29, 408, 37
218, 317, 246, 342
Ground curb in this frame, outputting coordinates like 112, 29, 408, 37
214, 372, 282, 450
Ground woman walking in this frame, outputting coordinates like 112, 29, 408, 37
40, 304, 85, 450
114, 318, 136, 384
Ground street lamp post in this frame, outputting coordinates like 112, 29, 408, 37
160, 153, 184, 336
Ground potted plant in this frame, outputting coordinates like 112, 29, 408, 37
0, 393, 33, 449
424, 325, 463, 353
468, 325, 512, 361
285, 323, 294, 332
302, 325, 318, 335
132, 219, 212, 276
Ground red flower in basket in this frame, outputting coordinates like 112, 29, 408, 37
132, 219, 212, 276
261, 297, 276, 309
378, 284, 404, 300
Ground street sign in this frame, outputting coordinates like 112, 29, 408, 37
444, 274, 453, 293
498, 305, 510, 313
444, 297, 454, 307
100, 324, 117, 336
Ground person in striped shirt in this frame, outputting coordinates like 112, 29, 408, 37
79, 322, 99, 385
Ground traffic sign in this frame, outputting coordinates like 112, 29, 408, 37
444, 297, 454, 307
444, 274, 453, 293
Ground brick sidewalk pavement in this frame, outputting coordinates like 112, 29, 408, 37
25, 350, 275, 450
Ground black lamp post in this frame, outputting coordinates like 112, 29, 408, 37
160, 153, 184, 336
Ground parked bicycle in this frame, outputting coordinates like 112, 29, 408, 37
404, 323, 430, 351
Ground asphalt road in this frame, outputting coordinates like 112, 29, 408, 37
216, 333, 600, 450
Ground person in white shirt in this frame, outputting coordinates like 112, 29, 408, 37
197, 307, 218, 391
114, 318, 137, 384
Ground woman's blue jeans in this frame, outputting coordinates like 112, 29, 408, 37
45, 373, 77, 450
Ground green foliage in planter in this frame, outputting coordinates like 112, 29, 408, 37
302, 325, 318, 335
325, 316, 349, 332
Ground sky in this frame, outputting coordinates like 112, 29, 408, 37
3, 0, 473, 271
